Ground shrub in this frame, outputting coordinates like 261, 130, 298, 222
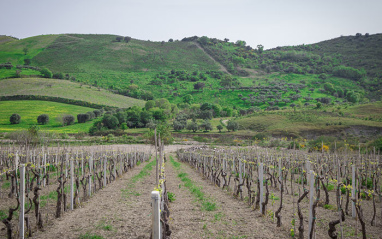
217, 125, 223, 132
93, 109, 102, 118
37, 114, 49, 125
52, 72, 64, 79
40, 68, 52, 78
62, 114, 75, 126
86, 111, 95, 120
77, 113, 90, 123
102, 115, 119, 129
10, 114, 21, 124
226, 120, 239, 132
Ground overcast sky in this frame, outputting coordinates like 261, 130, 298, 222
1, 0, 381, 49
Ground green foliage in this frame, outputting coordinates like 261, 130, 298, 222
226, 120, 239, 132
102, 115, 119, 130
217, 124, 223, 132
37, 114, 49, 125
10, 113, 21, 124
0, 100, 95, 133
186, 121, 198, 132
77, 113, 90, 123
333, 65, 366, 81
199, 119, 212, 132
168, 192, 176, 202
40, 68, 52, 78
61, 114, 75, 126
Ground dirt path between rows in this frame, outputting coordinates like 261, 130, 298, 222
31, 159, 155, 239
168, 154, 289, 239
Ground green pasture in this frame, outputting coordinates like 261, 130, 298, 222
0, 100, 95, 133
0, 78, 145, 108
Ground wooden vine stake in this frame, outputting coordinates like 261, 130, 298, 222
151, 190, 161, 239
352, 165, 356, 218
308, 170, 315, 238
259, 163, 264, 214
19, 164, 25, 239
103, 156, 107, 188
70, 159, 74, 210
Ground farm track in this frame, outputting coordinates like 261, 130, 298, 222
169, 154, 289, 239
30, 159, 155, 239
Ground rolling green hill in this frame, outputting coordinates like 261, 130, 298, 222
0, 33, 380, 111
0, 78, 145, 108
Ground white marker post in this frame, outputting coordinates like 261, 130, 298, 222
70, 159, 74, 210
308, 170, 315, 237
259, 163, 264, 214
151, 191, 161, 239
19, 164, 25, 239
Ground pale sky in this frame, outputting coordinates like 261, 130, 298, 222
1, 0, 381, 49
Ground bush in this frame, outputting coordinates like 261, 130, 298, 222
62, 114, 75, 126
10, 114, 21, 124
102, 115, 119, 129
86, 111, 95, 120
52, 72, 64, 79
37, 114, 49, 125
93, 109, 102, 118
226, 120, 239, 132
40, 68, 52, 78
77, 113, 90, 123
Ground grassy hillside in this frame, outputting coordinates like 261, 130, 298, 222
31, 34, 220, 83
0, 101, 95, 133
0, 33, 379, 110
0, 35, 59, 65
0, 78, 145, 108
235, 102, 382, 140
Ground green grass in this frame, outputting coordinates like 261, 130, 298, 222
78, 233, 105, 239
170, 156, 217, 211
235, 103, 382, 138
0, 78, 145, 108
0, 35, 59, 65
0, 100, 95, 133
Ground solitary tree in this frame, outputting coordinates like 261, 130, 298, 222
10, 114, 21, 124
37, 114, 49, 125
226, 120, 239, 132
23, 47, 29, 55
257, 44, 264, 54
124, 36, 132, 43
217, 125, 223, 132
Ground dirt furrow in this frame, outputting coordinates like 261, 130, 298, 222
166, 156, 204, 238
30, 159, 156, 239
170, 155, 290, 239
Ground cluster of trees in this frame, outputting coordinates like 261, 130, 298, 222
113, 84, 154, 101
149, 70, 208, 86
89, 98, 177, 134
172, 113, 238, 132
115, 36, 132, 43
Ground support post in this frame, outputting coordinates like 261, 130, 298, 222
151, 191, 161, 239
70, 159, 74, 210
19, 164, 25, 239
352, 165, 356, 218
103, 156, 107, 188
259, 163, 264, 214
308, 170, 315, 237
89, 156, 92, 196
